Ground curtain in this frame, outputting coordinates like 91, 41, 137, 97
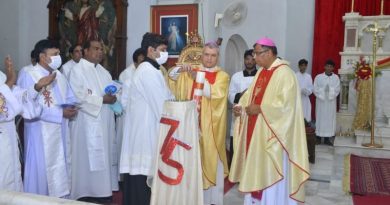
311, 0, 390, 120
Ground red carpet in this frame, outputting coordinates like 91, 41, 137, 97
224, 178, 236, 194
348, 154, 390, 205
110, 191, 122, 205
352, 195, 390, 205
350, 154, 390, 196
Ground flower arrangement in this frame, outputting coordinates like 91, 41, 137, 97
348, 56, 381, 80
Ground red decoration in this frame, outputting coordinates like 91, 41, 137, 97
42, 87, 53, 107
355, 64, 372, 80
158, 117, 192, 185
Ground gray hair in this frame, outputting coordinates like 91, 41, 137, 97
203, 41, 220, 54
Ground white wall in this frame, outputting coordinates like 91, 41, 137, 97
216, 0, 288, 75
0, 0, 48, 72
126, 0, 156, 65
285, 0, 315, 73
210, 0, 316, 75
0, 0, 18, 71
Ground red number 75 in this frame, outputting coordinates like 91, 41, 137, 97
158, 117, 192, 185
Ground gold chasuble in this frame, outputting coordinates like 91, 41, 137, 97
160, 66, 177, 95
229, 59, 310, 202
174, 66, 230, 189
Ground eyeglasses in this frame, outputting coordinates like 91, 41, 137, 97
252, 49, 269, 57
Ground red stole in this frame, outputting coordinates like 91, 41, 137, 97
246, 64, 285, 200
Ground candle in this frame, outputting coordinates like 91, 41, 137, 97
351, 0, 354, 12
381, 0, 384, 15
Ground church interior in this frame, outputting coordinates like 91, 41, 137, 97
1, 0, 390, 205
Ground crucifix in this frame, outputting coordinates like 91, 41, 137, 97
362, 21, 388, 148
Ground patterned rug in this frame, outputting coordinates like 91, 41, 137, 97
347, 154, 390, 196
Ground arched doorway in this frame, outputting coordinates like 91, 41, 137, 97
224, 34, 248, 76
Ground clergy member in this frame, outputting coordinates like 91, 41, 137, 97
17, 50, 37, 85
61, 44, 83, 80
118, 48, 145, 85
228, 49, 257, 166
295, 59, 313, 122
169, 41, 230, 205
119, 32, 172, 205
313, 59, 340, 146
115, 48, 145, 178
0, 56, 54, 192
68, 40, 118, 202
229, 37, 310, 205
17, 39, 78, 198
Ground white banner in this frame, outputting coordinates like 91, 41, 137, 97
150, 101, 203, 205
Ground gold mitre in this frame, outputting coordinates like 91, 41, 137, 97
177, 31, 203, 66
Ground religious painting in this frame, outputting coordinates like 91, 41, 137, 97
151, 4, 198, 67
48, 0, 128, 79
160, 15, 188, 57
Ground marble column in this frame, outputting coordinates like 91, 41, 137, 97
338, 70, 351, 112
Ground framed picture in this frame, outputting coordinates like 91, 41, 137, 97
47, 0, 128, 79
151, 4, 198, 66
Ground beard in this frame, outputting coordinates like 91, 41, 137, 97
245, 65, 256, 70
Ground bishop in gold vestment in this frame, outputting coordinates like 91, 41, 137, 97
230, 37, 310, 204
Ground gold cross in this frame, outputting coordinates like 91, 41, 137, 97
361, 21, 388, 148
364, 22, 388, 36
364, 22, 388, 52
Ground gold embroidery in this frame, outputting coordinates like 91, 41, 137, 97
0, 93, 9, 118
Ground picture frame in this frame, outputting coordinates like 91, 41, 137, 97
151, 4, 198, 67
47, 0, 128, 79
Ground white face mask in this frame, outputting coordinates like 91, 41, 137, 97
156, 51, 168, 65
48, 55, 62, 70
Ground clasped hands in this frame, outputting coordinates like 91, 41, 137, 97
103, 94, 117, 104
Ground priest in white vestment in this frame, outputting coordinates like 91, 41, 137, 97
115, 48, 145, 176
313, 60, 340, 145
120, 32, 172, 205
61, 44, 83, 80
0, 56, 54, 192
17, 40, 78, 198
17, 49, 37, 85
228, 49, 257, 165
68, 40, 118, 200
295, 59, 313, 122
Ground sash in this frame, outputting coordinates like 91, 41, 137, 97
246, 64, 285, 200
0, 84, 23, 191
27, 68, 70, 197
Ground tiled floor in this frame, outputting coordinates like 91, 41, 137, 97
223, 145, 353, 205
